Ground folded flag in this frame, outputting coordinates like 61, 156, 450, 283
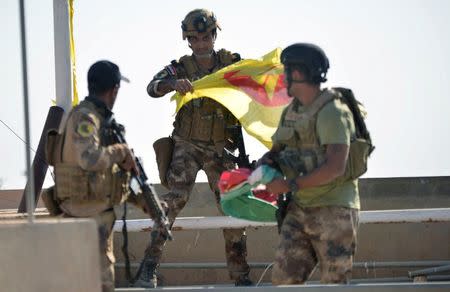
219, 165, 282, 222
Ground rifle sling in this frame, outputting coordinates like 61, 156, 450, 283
121, 202, 133, 285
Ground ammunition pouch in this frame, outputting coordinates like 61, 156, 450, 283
190, 107, 216, 142
41, 185, 62, 216
45, 129, 64, 166
174, 51, 238, 149
54, 163, 129, 206
175, 107, 193, 139
153, 137, 174, 189
180, 99, 227, 143
346, 137, 372, 179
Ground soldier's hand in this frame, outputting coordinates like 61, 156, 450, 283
265, 178, 289, 195
120, 147, 140, 175
170, 79, 194, 95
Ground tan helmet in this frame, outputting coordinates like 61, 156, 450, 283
181, 9, 221, 40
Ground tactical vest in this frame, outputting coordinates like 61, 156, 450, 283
273, 88, 373, 181
46, 100, 129, 216
173, 49, 238, 151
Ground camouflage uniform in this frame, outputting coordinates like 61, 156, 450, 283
272, 203, 358, 284
142, 50, 251, 284
62, 209, 117, 291
51, 96, 133, 292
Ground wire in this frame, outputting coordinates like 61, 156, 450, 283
256, 262, 274, 286
0, 119, 37, 154
0, 118, 55, 181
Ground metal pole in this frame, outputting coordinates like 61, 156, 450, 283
19, 0, 34, 223
115, 260, 450, 270
409, 265, 450, 278
53, 0, 73, 127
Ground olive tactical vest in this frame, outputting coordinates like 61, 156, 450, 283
173, 49, 239, 150
46, 100, 129, 216
273, 88, 372, 181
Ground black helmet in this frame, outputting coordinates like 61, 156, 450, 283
281, 43, 329, 83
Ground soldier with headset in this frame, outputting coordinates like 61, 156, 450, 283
135, 9, 253, 288
260, 43, 373, 284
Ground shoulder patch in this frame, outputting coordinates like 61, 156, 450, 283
76, 121, 95, 138
164, 64, 177, 76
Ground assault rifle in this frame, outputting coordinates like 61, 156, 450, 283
225, 124, 255, 169
108, 117, 172, 240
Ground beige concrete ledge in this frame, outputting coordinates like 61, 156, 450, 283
0, 218, 102, 292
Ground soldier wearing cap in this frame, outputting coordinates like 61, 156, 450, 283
260, 43, 363, 284
137, 8, 252, 288
46, 60, 140, 292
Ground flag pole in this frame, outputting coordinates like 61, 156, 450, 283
18, 0, 34, 222
17, 0, 72, 213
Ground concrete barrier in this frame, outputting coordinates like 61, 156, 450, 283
0, 218, 101, 292
1, 176, 449, 287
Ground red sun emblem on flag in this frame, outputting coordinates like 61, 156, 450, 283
223, 67, 292, 107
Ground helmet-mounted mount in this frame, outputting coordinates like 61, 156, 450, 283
181, 9, 221, 40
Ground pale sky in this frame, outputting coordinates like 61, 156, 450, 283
1, 0, 450, 189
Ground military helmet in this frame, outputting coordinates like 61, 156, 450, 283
181, 9, 221, 40
281, 43, 329, 83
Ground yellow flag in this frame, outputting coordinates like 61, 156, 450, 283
171, 48, 292, 149
69, 0, 78, 105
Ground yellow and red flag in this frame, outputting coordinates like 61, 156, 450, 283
171, 48, 292, 149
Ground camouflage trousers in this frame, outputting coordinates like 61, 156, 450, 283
62, 209, 116, 292
272, 203, 359, 285
144, 137, 250, 280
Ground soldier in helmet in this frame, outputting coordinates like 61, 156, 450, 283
259, 43, 363, 284
135, 9, 252, 287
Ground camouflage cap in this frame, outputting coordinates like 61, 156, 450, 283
181, 9, 221, 40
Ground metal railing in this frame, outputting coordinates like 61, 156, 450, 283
113, 208, 450, 232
